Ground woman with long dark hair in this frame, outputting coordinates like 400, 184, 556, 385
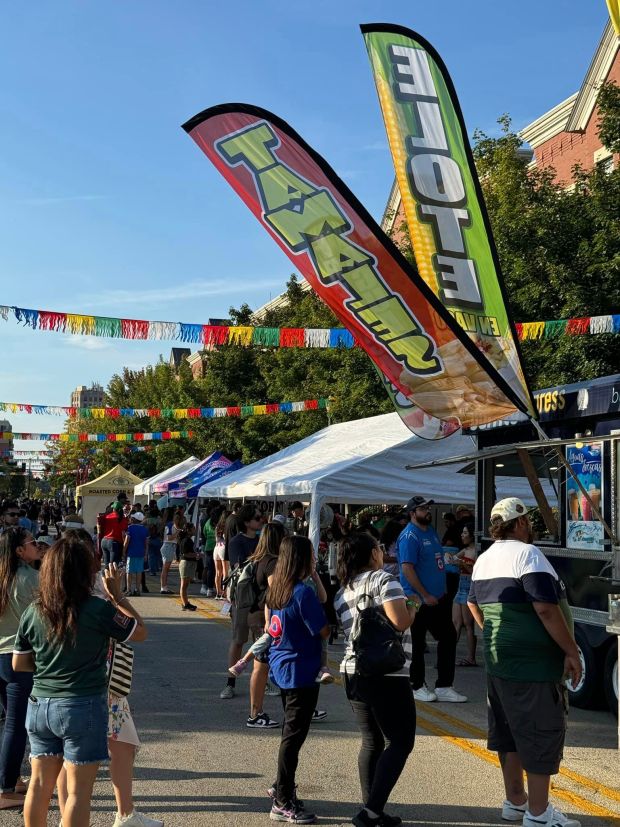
334, 533, 416, 827
266, 535, 330, 824
0, 527, 40, 809
160, 508, 182, 594
13, 535, 147, 827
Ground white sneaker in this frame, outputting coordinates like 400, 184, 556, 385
113, 812, 164, 827
200, 586, 209, 595
523, 804, 580, 827
412, 683, 437, 702
502, 798, 528, 822
219, 685, 235, 699
434, 685, 467, 703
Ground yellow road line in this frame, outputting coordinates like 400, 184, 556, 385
417, 700, 620, 806
416, 714, 620, 824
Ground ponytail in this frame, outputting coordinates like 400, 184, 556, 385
336, 532, 377, 587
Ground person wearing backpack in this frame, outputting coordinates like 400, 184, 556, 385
334, 533, 417, 827
228, 521, 285, 728
266, 535, 330, 824
219, 504, 263, 700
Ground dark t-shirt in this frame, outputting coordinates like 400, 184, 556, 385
228, 533, 259, 568
15, 596, 136, 697
256, 552, 279, 610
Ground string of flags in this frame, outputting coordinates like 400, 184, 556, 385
0, 398, 329, 419
0, 431, 195, 443
2, 304, 620, 345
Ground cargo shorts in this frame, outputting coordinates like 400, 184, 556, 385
487, 674, 568, 775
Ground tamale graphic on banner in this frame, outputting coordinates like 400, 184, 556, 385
362, 24, 535, 419
183, 104, 528, 429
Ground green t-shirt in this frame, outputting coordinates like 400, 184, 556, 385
0, 562, 39, 655
469, 539, 574, 683
203, 518, 217, 553
15, 595, 136, 698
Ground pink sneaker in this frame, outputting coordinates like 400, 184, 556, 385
229, 659, 248, 678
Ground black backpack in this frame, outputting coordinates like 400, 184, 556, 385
224, 560, 262, 611
351, 592, 406, 677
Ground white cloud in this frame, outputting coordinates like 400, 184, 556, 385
80, 278, 286, 309
63, 335, 113, 351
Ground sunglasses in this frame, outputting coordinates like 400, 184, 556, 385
6, 512, 19, 518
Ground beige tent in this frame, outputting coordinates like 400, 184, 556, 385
76, 464, 143, 532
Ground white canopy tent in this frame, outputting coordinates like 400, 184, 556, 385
133, 456, 200, 502
198, 413, 550, 549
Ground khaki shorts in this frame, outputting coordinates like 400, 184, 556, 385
179, 559, 197, 580
230, 606, 263, 646
487, 674, 568, 775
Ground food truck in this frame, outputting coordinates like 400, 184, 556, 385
470, 373, 620, 714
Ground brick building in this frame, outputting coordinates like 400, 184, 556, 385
521, 21, 619, 183
381, 21, 619, 234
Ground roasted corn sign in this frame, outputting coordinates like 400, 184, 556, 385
361, 23, 534, 419
183, 104, 528, 429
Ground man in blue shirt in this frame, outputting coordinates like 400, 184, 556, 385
397, 495, 467, 704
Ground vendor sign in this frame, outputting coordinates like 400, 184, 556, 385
183, 105, 527, 430
566, 442, 604, 550
361, 24, 534, 419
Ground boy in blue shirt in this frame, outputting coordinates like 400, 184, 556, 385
396, 495, 466, 704
123, 513, 149, 597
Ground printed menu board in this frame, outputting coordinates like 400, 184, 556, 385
566, 442, 604, 550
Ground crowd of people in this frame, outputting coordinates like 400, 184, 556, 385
0, 490, 583, 827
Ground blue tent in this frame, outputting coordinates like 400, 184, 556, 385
168, 454, 242, 498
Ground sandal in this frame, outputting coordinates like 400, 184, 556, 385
0, 793, 25, 809
457, 658, 479, 667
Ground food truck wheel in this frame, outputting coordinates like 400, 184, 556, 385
603, 643, 618, 717
567, 628, 601, 709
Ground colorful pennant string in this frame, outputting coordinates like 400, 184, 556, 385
0, 398, 329, 419
1, 304, 619, 345
0, 431, 195, 442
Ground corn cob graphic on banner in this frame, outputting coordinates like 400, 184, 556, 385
362, 24, 535, 422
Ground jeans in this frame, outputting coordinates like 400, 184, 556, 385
276, 685, 319, 803
0, 652, 33, 792
101, 538, 123, 566
202, 550, 215, 589
410, 594, 456, 689
345, 674, 416, 814
148, 548, 162, 574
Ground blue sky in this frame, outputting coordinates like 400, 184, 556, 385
0, 1, 609, 455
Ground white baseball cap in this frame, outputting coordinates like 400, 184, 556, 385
490, 497, 532, 524
131, 512, 145, 522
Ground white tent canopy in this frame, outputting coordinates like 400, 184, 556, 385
198, 413, 553, 549
134, 456, 200, 501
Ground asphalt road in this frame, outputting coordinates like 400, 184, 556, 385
6, 569, 620, 827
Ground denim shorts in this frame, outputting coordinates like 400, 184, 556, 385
160, 541, 177, 563
26, 692, 109, 765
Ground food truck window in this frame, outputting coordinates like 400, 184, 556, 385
478, 448, 561, 544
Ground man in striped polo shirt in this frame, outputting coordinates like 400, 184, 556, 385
467, 498, 582, 827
